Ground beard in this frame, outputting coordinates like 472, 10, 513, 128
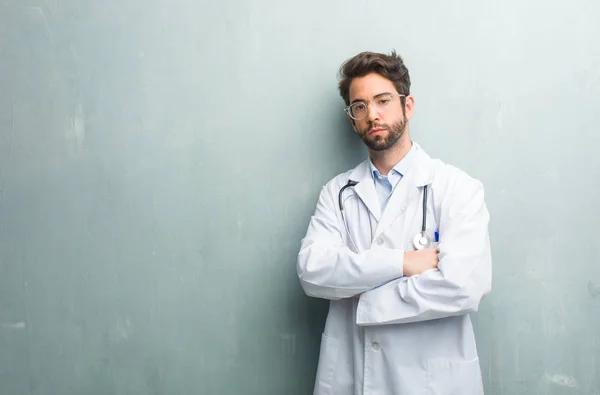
358, 116, 407, 152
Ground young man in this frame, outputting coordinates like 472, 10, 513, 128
297, 51, 492, 395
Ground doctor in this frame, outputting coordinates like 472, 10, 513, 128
297, 50, 492, 395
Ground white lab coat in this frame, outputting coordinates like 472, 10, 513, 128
297, 142, 492, 395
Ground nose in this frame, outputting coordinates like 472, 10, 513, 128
366, 102, 381, 122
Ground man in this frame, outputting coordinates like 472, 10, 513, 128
296, 51, 492, 395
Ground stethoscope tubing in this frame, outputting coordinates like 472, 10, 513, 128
339, 180, 429, 252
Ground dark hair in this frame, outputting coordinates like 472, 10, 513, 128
338, 50, 411, 105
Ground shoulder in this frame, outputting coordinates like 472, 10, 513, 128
323, 160, 367, 192
429, 158, 486, 204
312, 160, 368, 207
426, 156, 490, 225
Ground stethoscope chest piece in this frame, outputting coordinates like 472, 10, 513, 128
413, 233, 431, 250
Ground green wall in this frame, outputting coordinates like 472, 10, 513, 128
1, 0, 600, 393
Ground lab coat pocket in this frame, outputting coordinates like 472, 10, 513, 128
314, 334, 341, 395
425, 357, 483, 395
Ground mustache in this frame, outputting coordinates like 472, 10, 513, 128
363, 123, 389, 133
371, 124, 388, 130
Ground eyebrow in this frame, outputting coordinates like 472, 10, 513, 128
350, 92, 393, 105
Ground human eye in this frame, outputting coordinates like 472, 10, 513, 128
377, 96, 392, 105
352, 103, 367, 112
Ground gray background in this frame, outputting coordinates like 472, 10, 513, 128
1, 0, 599, 394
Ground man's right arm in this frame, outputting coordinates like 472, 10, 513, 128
296, 185, 404, 300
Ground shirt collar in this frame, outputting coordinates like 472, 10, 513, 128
369, 141, 417, 179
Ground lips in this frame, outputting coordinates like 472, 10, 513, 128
368, 128, 386, 136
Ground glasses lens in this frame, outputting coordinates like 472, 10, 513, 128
350, 103, 367, 119
376, 94, 394, 107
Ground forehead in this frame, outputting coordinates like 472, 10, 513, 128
348, 73, 397, 101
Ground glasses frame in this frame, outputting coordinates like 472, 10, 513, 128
343, 93, 406, 120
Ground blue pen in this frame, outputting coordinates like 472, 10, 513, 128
434, 230, 439, 242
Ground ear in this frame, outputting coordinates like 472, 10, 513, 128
404, 95, 415, 121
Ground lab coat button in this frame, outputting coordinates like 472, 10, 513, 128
376, 237, 384, 245
371, 342, 380, 351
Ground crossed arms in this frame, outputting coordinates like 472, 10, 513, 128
296, 175, 492, 325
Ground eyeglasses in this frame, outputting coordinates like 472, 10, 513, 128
344, 93, 406, 120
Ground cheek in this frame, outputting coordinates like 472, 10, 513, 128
396, 108, 408, 122
355, 120, 370, 132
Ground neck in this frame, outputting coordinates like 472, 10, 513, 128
369, 138, 412, 176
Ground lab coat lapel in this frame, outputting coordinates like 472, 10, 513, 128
348, 161, 381, 222
373, 148, 434, 240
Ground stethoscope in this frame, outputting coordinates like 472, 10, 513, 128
338, 180, 431, 252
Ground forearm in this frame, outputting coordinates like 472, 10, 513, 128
297, 241, 404, 300
297, 185, 404, 300
356, 253, 491, 325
